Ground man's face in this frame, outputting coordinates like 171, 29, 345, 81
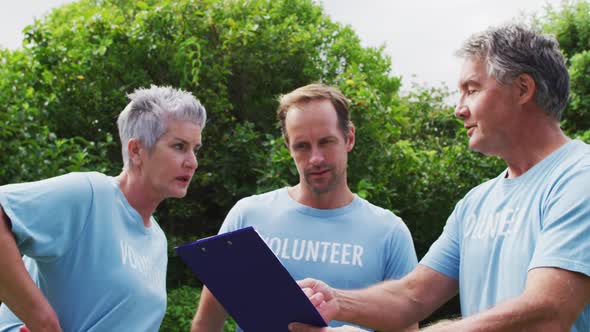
455, 57, 520, 156
285, 99, 354, 195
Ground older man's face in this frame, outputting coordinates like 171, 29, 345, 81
454, 57, 522, 157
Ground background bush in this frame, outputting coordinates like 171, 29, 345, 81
162, 286, 236, 332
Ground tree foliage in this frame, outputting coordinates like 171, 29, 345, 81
3, 0, 408, 238
0, 48, 112, 183
539, 0, 590, 136
162, 286, 236, 331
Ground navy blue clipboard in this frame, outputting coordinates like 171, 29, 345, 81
175, 226, 327, 331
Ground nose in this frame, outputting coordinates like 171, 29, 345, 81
309, 146, 325, 166
454, 103, 469, 120
183, 152, 198, 170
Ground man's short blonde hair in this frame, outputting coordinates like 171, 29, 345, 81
277, 83, 353, 143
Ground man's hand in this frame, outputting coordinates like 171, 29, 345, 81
298, 278, 340, 323
289, 323, 365, 332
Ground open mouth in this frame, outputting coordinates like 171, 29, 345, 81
176, 176, 191, 184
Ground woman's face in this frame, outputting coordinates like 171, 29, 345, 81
139, 119, 202, 200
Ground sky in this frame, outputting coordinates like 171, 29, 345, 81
0, 0, 561, 91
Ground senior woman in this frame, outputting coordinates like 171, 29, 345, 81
0, 86, 206, 331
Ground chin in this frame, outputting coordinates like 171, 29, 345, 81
169, 189, 189, 199
468, 137, 482, 152
469, 143, 495, 156
311, 183, 338, 195
310, 187, 329, 194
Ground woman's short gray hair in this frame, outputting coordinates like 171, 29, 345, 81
456, 24, 569, 120
117, 85, 207, 168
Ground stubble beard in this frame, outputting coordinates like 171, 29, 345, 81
304, 167, 343, 195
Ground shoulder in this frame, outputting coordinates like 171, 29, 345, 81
556, 140, 590, 173
40, 171, 109, 191
457, 173, 504, 206
149, 218, 167, 241
540, 140, 590, 193
0, 171, 101, 197
221, 188, 287, 231
232, 187, 287, 211
354, 196, 407, 231
569, 139, 590, 157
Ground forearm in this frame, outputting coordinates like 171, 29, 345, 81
190, 287, 228, 332
335, 281, 425, 331
423, 299, 561, 332
335, 266, 458, 332
421, 268, 589, 332
0, 208, 61, 331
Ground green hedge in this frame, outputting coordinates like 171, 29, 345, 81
162, 286, 237, 332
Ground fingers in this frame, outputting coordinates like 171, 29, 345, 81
298, 278, 337, 322
297, 278, 318, 289
19, 326, 31, 332
302, 287, 328, 314
302, 284, 326, 308
302, 287, 315, 297
289, 322, 330, 332
289, 323, 362, 332
333, 326, 365, 331
309, 292, 325, 307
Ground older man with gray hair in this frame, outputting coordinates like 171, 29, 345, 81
290, 24, 590, 332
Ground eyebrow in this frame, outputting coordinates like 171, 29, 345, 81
458, 77, 481, 90
292, 135, 339, 144
173, 137, 202, 148
172, 137, 189, 144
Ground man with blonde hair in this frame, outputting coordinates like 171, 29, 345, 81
191, 83, 418, 332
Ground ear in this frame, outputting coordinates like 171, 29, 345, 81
515, 73, 536, 105
283, 136, 293, 155
346, 125, 355, 152
127, 138, 145, 167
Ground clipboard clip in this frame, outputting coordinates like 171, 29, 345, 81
200, 240, 233, 254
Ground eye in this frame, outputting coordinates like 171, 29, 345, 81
174, 143, 185, 150
319, 138, 336, 145
293, 143, 308, 151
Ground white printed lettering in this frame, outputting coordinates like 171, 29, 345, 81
341, 244, 352, 265
352, 245, 364, 267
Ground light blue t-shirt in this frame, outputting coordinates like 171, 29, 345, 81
220, 188, 418, 331
0, 172, 168, 332
421, 139, 590, 331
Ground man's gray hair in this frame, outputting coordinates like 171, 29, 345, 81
456, 24, 569, 120
117, 85, 207, 168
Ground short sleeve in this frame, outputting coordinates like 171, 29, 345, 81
218, 198, 247, 234
530, 166, 590, 277
383, 217, 418, 280
419, 201, 463, 280
0, 172, 93, 261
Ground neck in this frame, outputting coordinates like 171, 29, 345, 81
500, 113, 569, 178
288, 183, 354, 210
116, 169, 160, 227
